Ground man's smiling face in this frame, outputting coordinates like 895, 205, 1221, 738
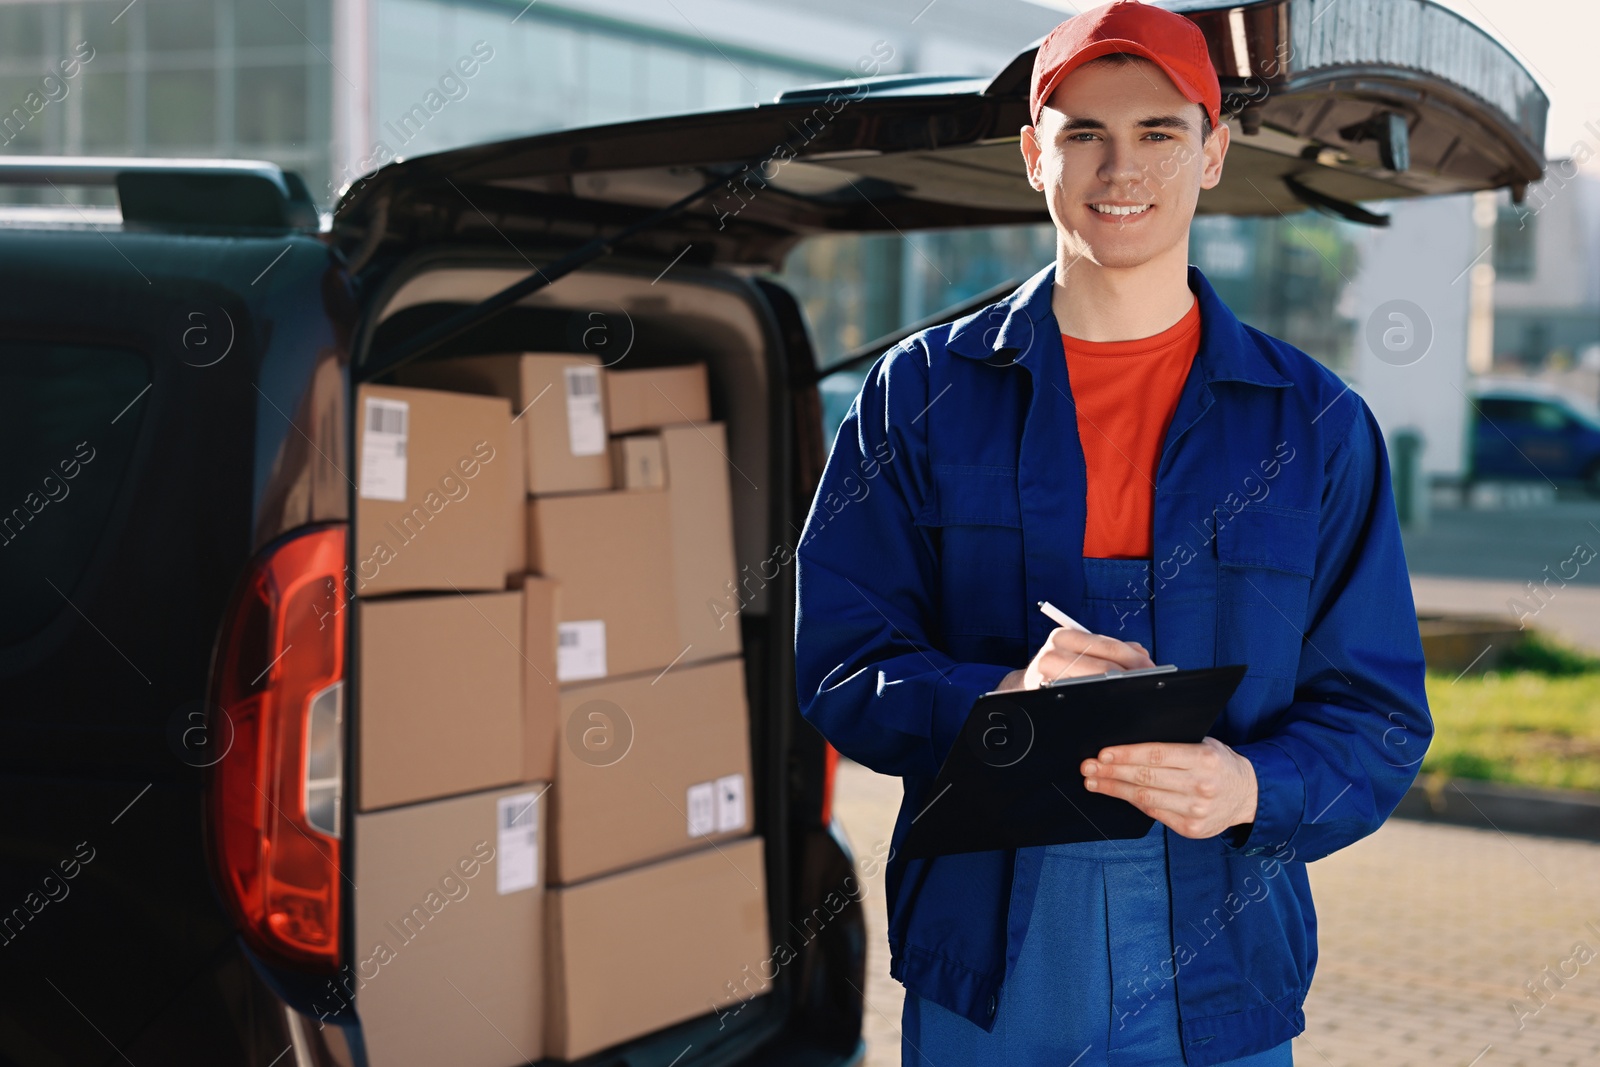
1021, 54, 1228, 271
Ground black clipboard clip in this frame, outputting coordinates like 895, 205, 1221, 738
1038, 663, 1180, 688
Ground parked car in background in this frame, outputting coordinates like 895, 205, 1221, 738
1469, 379, 1600, 495
0, 0, 1547, 1063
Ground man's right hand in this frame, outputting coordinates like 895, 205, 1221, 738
997, 627, 1156, 691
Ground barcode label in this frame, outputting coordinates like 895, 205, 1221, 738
367, 401, 408, 435
715, 773, 746, 832
564, 366, 606, 456
496, 791, 539, 894
686, 781, 715, 838
556, 619, 606, 681
502, 797, 534, 830
359, 397, 409, 501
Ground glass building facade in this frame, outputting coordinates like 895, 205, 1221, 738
1, 0, 1361, 410
0, 0, 333, 206
0, 0, 838, 209
367, 0, 836, 168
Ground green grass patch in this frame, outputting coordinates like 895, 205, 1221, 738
1496, 633, 1600, 676
1422, 634, 1600, 793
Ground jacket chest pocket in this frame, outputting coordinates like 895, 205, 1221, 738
1214, 506, 1318, 680
914, 465, 1025, 639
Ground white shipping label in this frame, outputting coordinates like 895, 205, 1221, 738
564, 365, 606, 456
359, 397, 409, 501
496, 791, 539, 895
556, 620, 607, 682
686, 781, 715, 838
715, 773, 746, 833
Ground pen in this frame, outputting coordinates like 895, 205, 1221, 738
1037, 600, 1090, 634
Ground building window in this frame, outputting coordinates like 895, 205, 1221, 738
1493, 203, 1536, 280
0, 0, 331, 206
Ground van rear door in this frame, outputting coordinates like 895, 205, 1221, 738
330, 0, 1545, 283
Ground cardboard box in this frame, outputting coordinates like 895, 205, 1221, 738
659, 422, 742, 664
551, 656, 752, 883
604, 363, 710, 433
610, 434, 665, 490
355, 384, 515, 597
397, 353, 612, 495
523, 576, 560, 783
354, 784, 547, 1067
358, 591, 524, 811
526, 489, 679, 681
545, 836, 770, 1061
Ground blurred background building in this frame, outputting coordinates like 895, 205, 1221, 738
3, 0, 1596, 469
1491, 160, 1600, 402
0, 0, 1359, 362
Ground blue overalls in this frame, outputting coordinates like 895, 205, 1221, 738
901, 558, 1296, 1066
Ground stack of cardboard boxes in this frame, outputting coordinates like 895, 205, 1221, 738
352, 356, 770, 1066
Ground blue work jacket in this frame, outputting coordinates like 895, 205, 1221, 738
794, 261, 1432, 1064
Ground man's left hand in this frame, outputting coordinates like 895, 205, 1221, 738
1080, 738, 1257, 840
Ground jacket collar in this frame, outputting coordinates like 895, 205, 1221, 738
946, 260, 1293, 389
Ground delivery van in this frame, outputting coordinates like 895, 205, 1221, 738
0, 0, 1546, 1063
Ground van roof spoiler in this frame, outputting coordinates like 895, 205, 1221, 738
0, 156, 319, 232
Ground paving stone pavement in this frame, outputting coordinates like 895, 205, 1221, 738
833, 757, 1600, 1067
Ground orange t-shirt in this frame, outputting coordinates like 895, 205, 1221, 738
1062, 297, 1201, 559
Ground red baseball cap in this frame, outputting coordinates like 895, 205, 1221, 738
1029, 0, 1221, 130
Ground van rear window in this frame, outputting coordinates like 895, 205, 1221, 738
0, 344, 149, 646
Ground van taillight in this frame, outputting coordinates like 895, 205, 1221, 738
207, 524, 346, 971
821, 741, 839, 826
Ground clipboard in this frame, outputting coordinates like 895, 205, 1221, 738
901, 664, 1247, 859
